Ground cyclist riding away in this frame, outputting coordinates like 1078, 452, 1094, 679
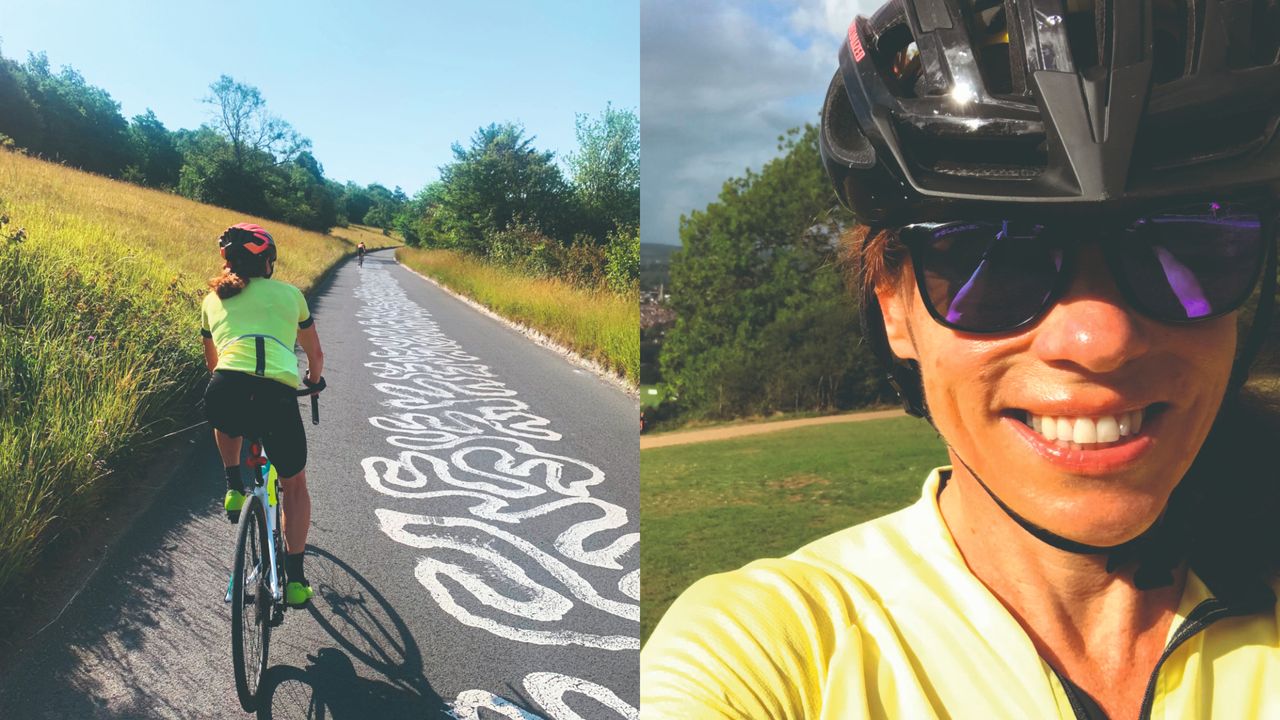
201, 222, 326, 608
642, 1, 1280, 717
357, 241, 366, 266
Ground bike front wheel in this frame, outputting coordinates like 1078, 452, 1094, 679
230, 494, 272, 712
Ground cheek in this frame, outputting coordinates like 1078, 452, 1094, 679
1166, 315, 1237, 413
911, 312, 1012, 424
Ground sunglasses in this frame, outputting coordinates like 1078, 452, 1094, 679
894, 201, 1272, 334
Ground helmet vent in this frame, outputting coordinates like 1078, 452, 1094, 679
894, 118, 1047, 179
1063, 0, 1104, 75
1151, 0, 1192, 83
871, 20, 923, 97
1133, 106, 1278, 171
1225, 0, 1280, 70
962, 0, 1014, 95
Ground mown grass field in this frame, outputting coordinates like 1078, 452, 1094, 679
640, 415, 948, 644
0, 150, 398, 594
396, 247, 639, 384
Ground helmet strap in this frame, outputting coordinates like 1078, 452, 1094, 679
949, 451, 1177, 589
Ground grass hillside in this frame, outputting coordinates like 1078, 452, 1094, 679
0, 150, 396, 593
640, 415, 947, 643
397, 247, 640, 384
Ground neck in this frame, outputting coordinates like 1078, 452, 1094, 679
938, 462, 1184, 713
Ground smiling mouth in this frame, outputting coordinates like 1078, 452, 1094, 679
1012, 404, 1167, 450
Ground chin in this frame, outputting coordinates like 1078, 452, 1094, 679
1031, 483, 1175, 547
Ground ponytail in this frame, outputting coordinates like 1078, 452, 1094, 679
207, 255, 271, 299
209, 267, 248, 299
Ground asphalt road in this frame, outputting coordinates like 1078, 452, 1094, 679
0, 250, 639, 719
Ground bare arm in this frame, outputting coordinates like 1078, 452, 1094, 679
297, 323, 324, 386
203, 337, 219, 372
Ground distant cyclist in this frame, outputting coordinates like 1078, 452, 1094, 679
357, 241, 366, 266
201, 222, 325, 607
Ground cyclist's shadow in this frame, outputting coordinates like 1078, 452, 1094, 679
254, 546, 447, 719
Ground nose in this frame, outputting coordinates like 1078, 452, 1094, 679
1029, 246, 1152, 373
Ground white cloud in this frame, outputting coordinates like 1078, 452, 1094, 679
642, 0, 873, 245
784, 0, 883, 42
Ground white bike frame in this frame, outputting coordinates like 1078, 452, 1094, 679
225, 444, 285, 604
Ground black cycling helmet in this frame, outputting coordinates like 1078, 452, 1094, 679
218, 222, 278, 266
822, 0, 1280, 226
823, 0, 1280, 419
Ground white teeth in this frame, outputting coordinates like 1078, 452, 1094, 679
1042, 415, 1057, 441
1072, 417, 1097, 444
1025, 408, 1146, 446
1096, 416, 1120, 443
1056, 418, 1072, 442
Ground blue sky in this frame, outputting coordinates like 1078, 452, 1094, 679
0, 0, 638, 195
641, 0, 879, 245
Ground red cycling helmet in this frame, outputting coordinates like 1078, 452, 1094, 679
218, 223, 277, 265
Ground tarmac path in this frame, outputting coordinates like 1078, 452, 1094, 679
0, 249, 639, 719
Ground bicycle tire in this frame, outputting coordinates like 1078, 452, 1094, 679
230, 495, 272, 712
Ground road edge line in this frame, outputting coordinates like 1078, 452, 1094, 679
396, 259, 638, 399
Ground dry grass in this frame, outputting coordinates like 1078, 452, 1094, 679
0, 150, 387, 591
396, 247, 639, 383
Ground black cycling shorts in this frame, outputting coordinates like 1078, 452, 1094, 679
203, 370, 307, 478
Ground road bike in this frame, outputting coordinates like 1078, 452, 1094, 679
226, 378, 326, 712
357, 250, 365, 267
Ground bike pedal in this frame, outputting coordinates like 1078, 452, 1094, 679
226, 510, 240, 524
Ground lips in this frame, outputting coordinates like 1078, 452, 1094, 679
1002, 404, 1165, 474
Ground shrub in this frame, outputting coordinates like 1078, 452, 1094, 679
605, 225, 639, 294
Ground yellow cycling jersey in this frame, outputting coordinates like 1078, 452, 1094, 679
200, 278, 311, 389
641, 468, 1280, 719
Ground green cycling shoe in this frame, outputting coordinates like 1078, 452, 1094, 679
285, 581, 314, 607
224, 489, 246, 523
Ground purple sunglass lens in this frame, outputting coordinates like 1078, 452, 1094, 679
1123, 204, 1263, 321
918, 221, 1060, 331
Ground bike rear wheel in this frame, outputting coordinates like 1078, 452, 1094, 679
230, 495, 272, 711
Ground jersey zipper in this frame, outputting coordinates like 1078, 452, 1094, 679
1052, 598, 1249, 720
1135, 598, 1242, 720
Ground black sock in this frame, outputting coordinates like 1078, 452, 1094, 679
225, 465, 243, 493
286, 552, 306, 584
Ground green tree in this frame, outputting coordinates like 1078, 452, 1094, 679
0, 49, 41, 150
193, 76, 319, 221
567, 104, 639, 240
125, 109, 182, 189
176, 127, 259, 211
203, 75, 309, 166
660, 125, 887, 419
340, 182, 374, 224
18, 52, 131, 175
434, 122, 572, 253
604, 225, 640, 293
264, 151, 338, 230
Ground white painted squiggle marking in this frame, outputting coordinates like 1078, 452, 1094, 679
447, 690, 545, 720
525, 672, 639, 720
446, 672, 639, 720
354, 266, 637, 660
